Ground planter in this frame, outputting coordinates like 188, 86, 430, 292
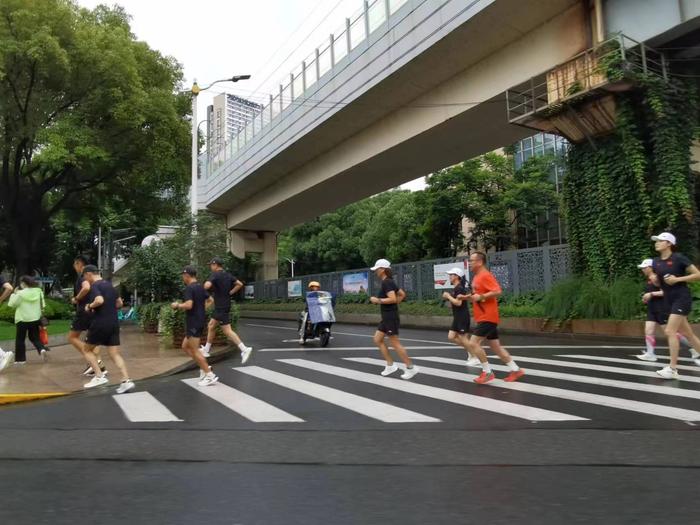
142, 322, 158, 334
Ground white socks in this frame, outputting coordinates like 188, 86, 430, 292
644, 335, 656, 355
481, 362, 492, 373
203, 342, 212, 352
238, 342, 247, 351
506, 360, 520, 372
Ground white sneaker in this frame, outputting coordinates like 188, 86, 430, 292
84, 375, 109, 389
240, 346, 253, 365
380, 363, 399, 376
198, 345, 211, 358
690, 349, 700, 359
198, 373, 219, 387
635, 353, 658, 362
40, 349, 49, 362
656, 366, 679, 380
298, 338, 305, 345
0, 350, 14, 372
116, 380, 135, 394
693, 358, 700, 367
401, 366, 419, 380
466, 356, 481, 367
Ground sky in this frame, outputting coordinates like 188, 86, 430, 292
75, 0, 425, 191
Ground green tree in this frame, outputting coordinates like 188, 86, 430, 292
0, 0, 190, 276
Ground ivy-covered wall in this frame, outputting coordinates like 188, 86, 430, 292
563, 77, 699, 281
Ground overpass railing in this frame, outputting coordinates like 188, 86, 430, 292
202, 0, 412, 180
247, 244, 572, 301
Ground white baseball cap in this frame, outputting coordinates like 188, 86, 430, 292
637, 258, 653, 269
447, 267, 465, 278
651, 232, 676, 245
370, 258, 391, 271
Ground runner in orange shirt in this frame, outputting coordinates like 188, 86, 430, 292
459, 252, 525, 384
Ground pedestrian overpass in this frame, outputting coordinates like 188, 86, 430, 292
197, 0, 700, 279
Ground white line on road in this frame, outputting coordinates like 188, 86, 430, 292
112, 392, 183, 422
259, 345, 458, 352
234, 366, 440, 423
181, 378, 303, 423
278, 358, 587, 422
628, 354, 700, 363
347, 358, 700, 422
556, 355, 700, 373
413, 356, 700, 401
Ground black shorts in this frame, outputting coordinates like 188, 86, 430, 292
647, 308, 668, 325
378, 316, 400, 336
473, 321, 499, 340
450, 316, 470, 334
667, 295, 693, 317
186, 325, 205, 338
86, 324, 120, 347
71, 313, 92, 332
212, 308, 231, 325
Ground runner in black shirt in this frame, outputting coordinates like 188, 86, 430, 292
0, 273, 14, 371
201, 257, 253, 364
442, 267, 478, 363
81, 266, 134, 393
649, 233, 700, 378
171, 266, 218, 386
369, 259, 418, 379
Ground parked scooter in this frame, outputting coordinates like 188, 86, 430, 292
298, 283, 336, 347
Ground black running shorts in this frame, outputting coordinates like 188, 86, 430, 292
86, 324, 120, 347
71, 313, 92, 332
472, 321, 499, 340
212, 308, 231, 325
378, 315, 400, 336
450, 316, 470, 334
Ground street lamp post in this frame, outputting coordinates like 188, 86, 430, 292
190, 75, 251, 218
285, 258, 296, 278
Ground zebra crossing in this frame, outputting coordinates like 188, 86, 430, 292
110, 351, 700, 426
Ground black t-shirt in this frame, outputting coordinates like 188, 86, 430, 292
644, 280, 666, 314
89, 280, 119, 326
207, 271, 237, 309
74, 275, 90, 311
184, 282, 208, 329
653, 253, 692, 299
0, 275, 6, 289
379, 278, 399, 315
451, 282, 470, 320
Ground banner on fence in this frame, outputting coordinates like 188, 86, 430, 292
244, 285, 255, 300
287, 280, 302, 298
433, 261, 468, 289
342, 272, 369, 294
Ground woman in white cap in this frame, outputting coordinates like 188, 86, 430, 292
369, 259, 418, 379
650, 232, 700, 378
442, 267, 475, 362
636, 258, 699, 363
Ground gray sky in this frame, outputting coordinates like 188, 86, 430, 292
75, 0, 425, 190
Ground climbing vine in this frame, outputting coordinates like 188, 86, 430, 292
563, 67, 698, 281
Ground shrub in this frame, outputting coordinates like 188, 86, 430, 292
608, 278, 645, 320
542, 277, 585, 320
160, 303, 240, 336
0, 297, 72, 322
573, 278, 612, 320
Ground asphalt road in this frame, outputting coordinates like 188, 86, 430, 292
1, 320, 698, 525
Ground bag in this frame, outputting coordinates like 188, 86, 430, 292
39, 326, 49, 346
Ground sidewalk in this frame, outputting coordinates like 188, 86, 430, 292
0, 325, 228, 400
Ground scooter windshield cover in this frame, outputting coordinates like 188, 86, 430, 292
306, 291, 336, 324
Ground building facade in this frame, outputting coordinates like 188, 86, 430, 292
207, 93, 263, 156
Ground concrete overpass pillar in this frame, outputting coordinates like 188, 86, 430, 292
228, 229, 279, 281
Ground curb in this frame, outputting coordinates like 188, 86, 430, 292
0, 393, 68, 405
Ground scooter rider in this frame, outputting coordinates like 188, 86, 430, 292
299, 281, 321, 342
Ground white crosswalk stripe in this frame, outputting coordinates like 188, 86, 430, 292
181, 378, 304, 423
347, 358, 700, 422
558, 354, 700, 372
234, 366, 440, 423
413, 356, 700, 401
628, 354, 700, 363
112, 392, 183, 422
278, 358, 587, 422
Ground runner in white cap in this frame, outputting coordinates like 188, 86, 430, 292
442, 267, 476, 363
369, 259, 418, 380
649, 233, 700, 378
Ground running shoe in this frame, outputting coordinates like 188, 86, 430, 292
381, 363, 399, 376
473, 371, 495, 384
198, 345, 211, 358
0, 350, 14, 372
84, 375, 109, 389
465, 356, 481, 367
83, 360, 107, 376
656, 366, 679, 380
40, 349, 49, 362
198, 373, 219, 387
116, 380, 135, 394
401, 366, 419, 380
240, 346, 253, 365
504, 369, 525, 382
14, 361, 26, 366
635, 353, 658, 362
690, 349, 700, 359
694, 358, 700, 367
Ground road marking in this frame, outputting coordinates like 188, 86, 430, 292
234, 366, 440, 423
556, 355, 700, 373
627, 354, 700, 363
493, 356, 700, 384
278, 359, 586, 422
181, 378, 303, 423
413, 356, 700, 401
112, 392, 183, 422
259, 345, 457, 352
244, 323, 447, 345
347, 358, 700, 422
